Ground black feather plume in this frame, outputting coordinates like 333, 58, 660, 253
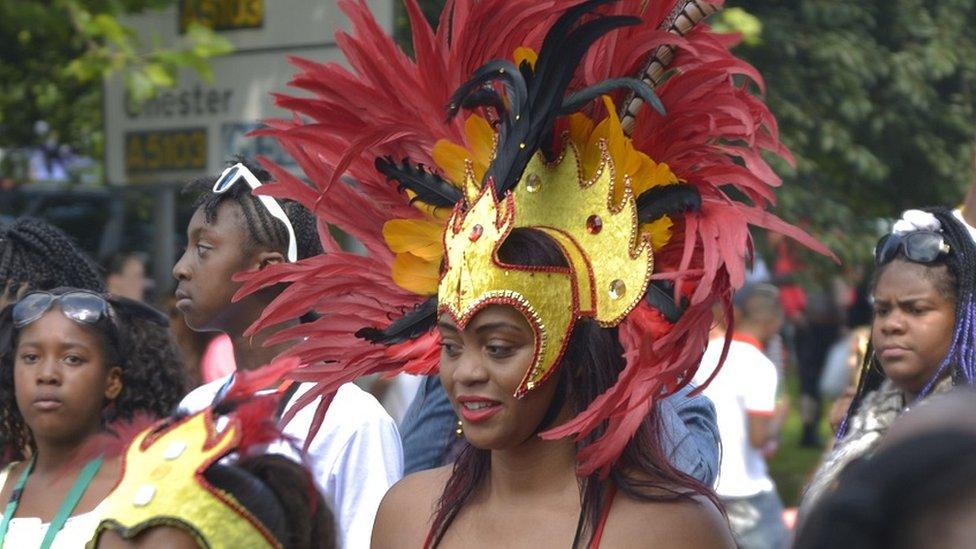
458, 87, 508, 121
447, 60, 527, 127
375, 156, 462, 208
636, 184, 701, 224
561, 77, 665, 116
448, 0, 653, 202
355, 296, 438, 345
644, 280, 684, 323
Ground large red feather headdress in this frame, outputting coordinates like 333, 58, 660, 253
236, 0, 831, 477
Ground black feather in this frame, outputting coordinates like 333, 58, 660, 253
375, 156, 462, 208
637, 184, 701, 224
446, 60, 527, 127
531, 0, 620, 81
561, 77, 665, 116
483, 9, 643, 197
355, 296, 438, 345
459, 87, 508, 121
644, 280, 684, 323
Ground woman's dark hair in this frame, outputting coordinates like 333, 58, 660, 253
0, 288, 186, 460
795, 429, 976, 549
205, 454, 335, 549
0, 217, 105, 295
427, 229, 717, 548
840, 207, 976, 436
184, 158, 323, 261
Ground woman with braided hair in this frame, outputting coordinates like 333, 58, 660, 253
798, 206, 976, 524
0, 217, 104, 309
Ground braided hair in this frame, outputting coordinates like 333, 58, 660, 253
184, 158, 323, 261
0, 217, 105, 295
0, 289, 186, 460
840, 206, 976, 436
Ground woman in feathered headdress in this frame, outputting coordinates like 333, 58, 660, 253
234, 0, 830, 546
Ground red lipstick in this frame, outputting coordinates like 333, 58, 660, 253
457, 395, 502, 423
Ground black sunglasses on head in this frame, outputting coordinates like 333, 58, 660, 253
12, 290, 169, 329
874, 230, 951, 266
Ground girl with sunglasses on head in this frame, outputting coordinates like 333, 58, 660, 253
797, 206, 976, 523
1, 217, 107, 466
0, 288, 186, 548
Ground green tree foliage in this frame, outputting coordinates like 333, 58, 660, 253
0, 0, 231, 169
734, 0, 976, 266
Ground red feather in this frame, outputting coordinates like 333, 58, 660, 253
231, 0, 832, 473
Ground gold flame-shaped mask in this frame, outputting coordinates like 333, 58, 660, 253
439, 139, 653, 397
89, 410, 281, 548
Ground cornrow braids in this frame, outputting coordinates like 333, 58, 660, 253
0, 217, 105, 295
184, 158, 323, 261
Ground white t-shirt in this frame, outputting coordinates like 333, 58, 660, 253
0, 463, 104, 548
693, 337, 778, 498
180, 377, 404, 549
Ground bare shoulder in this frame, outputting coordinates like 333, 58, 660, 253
371, 466, 452, 549
603, 492, 734, 549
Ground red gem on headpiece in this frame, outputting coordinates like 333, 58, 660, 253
586, 215, 603, 234
469, 224, 483, 241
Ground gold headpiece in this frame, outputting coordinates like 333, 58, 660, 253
89, 410, 280, 548
440, 139, 652, 397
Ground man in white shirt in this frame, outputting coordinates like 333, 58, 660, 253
694, 283, 788, 549
173, 160, 403, 548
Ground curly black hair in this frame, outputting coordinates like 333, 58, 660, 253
183, 158, 323, 261
0, 217, 105, 296
0, 290, 187, 460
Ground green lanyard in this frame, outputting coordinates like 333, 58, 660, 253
0, 455, 104, 549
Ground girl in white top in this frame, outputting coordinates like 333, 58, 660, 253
0, 288, 186, 548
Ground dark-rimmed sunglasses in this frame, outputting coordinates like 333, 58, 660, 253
212, 163, 298, 262
874, 230, 951, 266
12, 291, 168, 329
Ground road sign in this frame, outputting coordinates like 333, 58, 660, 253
104, 0, 394, 185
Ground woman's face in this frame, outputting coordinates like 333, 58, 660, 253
14, 310, 122, 445
871, 259, 956, 396
439, 305, 560, 450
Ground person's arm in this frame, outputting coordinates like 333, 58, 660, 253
659, 383, 720, 487
744, 355, 782, 451
399, 376, 458, 475
747, 400, 787, 449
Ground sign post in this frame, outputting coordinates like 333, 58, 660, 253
103, 0, 394, 294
